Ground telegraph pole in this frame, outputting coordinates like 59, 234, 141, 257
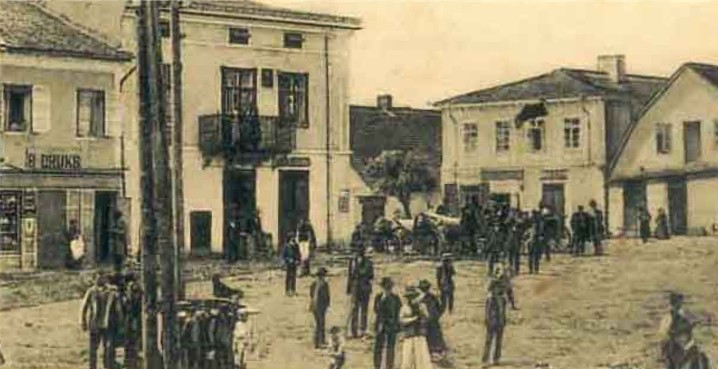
146, 2, 178, 369
136, 2, 159, 368
170, 0, 186, 301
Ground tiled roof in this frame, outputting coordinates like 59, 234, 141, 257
180, 0, 361, 29
436, 68, 667, 107
0, 2, 131, 61
685, 62, 718, 90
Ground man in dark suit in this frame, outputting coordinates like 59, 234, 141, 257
309, 267, 331, 348
349, 249, 374, 338
282, 234, 301, 296
436, 253, 456, 314
529, 209, 544, 274
373, 277, 402, 369
418, 279, 447, 359
80, 273, 123, 369
570, 205, 590, 256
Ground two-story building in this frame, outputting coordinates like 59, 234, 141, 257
435, 55, 667, 219
0, 2, 132, 270
114, 1, 364, 255
609, 62, 718, 236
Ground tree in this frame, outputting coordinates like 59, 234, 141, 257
363, 150, 438, 218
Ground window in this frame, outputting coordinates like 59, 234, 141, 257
159, 20, 170, 38
495, 121, 511, 152
228, 27, 250, 45
261, 69, 274, 88
278, 72, 308, 127
564, 117, 581, 149
283, 32, 304, 49
4, 85, 32, 132
527, 119, 545, 152
656, 123, 672, 154
221, 67, 257, 117
76, 90, 106, 137
463, 123, 478, 152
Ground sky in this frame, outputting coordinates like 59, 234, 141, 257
265, 0, 718, 108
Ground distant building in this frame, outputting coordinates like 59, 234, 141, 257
0, 2, 131, 270
350, 95, 442, 221
609, 62, 718, 236
435, 55, 667, 218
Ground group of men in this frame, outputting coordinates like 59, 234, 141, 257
79, 269, 142, 369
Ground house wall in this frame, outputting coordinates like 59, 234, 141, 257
440, 97, 609, 213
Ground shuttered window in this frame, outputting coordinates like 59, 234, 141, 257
278, 72, 308, 127
4, 85, 32, 132
76, 90, 106, 137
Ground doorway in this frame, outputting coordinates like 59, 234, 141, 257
683, 121, 702, 163
667, 178, 688, 235
541, 183, 565, 216
359, 195, 386, 226
623, 180, 647, 233
223, 169, 257, 257
278, 170, 309, 247
190, 211, 212, 254
36, 191, 66, 268
94, 191, 117, 264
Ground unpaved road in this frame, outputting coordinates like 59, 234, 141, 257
1, 237, 716, 369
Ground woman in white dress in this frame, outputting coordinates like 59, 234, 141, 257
399, 286, 434, 369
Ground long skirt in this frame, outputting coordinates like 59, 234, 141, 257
400, 336, 433, 369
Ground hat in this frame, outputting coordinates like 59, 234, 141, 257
418, 279, 431, 292
669, 292, 685, 305
316, 267, 328, 277
441, 252, 453, 260
380, 277, 394, 289
403, 286, 420, 298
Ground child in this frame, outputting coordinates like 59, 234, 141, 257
233, 309, 251, 369
326, 326, 345, 369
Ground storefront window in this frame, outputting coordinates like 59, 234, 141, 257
0, 191, 22, 252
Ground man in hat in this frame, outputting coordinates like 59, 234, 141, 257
659, 292, 696, 369
436, 253, 456, 314
528, 209, 544, 274
348, 248, 374, 338
418, 279, 447, 359
483, 264, 517, 366
588, 199, 605, 255
373, 277, 402, 369
310, 267, 331, 348
282, 233, 301, 296
80, 273, 123, 369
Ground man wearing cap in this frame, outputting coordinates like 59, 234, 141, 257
348, 249, 374, 338
418, 280, 447, 360
374, 277, 402, 369
310, 267, 331, 348
436, 253, 456, 314
483, 264, 516, 366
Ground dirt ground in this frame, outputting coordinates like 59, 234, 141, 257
0, 237, 716, 369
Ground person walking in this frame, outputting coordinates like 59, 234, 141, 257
399, 286, 433, 369
436, 253, 456, 314
588, 200, 606, 255
638, 206, 652, 244
80, 273, 123, 369
528, 210, 544, 274
310, 267, 331, 349
482, 264, 516, 366
348, 249, 374, 338
418, 280, 447, 360
655, 208, 671, 240
282, 234, 301, 296
373, 277, 402, 369
297, 218, 317, 277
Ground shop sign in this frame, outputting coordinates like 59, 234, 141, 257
25, 149, 81, 170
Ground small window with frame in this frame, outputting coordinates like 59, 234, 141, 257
76, 89, 106, 138
463, 123, 478, 152
283, 32, 304, 49
228, 27, 250, 45
656, 123, 672, 154
4, 84, 32, 132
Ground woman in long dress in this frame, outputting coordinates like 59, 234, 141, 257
655, 208, 671, 240
400, 286, 434, 369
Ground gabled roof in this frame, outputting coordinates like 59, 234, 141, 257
178, 0, 361, 29
435, 68, 667, 107
0, 2, 131, 61
608, 62, 718, 175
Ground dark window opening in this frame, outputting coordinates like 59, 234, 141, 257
229, 27, 250, 45
283, 32, 304, 49
76, 90, 106, 137
278, 72, 308, 127
4, 85, 32, 132
159, 20, 170, 38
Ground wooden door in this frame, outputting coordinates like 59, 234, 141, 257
190, 211, 212, 255
278, 170, 309, 247
36, 191, 66, 268
667, 178, 687, 235
541, 183, 565, 216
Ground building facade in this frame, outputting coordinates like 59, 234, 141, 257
115, 2, 364, 255
436, 56, 666, 220
609, 63, 718, 237
0, 2, 131, 270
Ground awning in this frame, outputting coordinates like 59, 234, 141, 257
0, 168, 123, 189
514, 101, 548, 128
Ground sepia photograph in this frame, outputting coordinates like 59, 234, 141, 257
0, 1, 716, 368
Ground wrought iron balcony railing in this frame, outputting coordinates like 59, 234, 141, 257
198, 114, 296, 162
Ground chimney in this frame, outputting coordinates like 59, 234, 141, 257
597, 55, 627, 83
377, 94, 393, 110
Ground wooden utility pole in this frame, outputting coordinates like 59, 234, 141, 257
146, 2, 178, 369
170, 0, 186, 301
136, 2, 160, 368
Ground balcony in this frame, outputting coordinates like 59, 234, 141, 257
198, 114, 296, 164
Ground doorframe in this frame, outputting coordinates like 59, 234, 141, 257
666, 177, 688, 235
278, 169, 310, 248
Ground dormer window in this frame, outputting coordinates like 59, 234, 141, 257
229, 27, 250, 45
283, 32, 304, 49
